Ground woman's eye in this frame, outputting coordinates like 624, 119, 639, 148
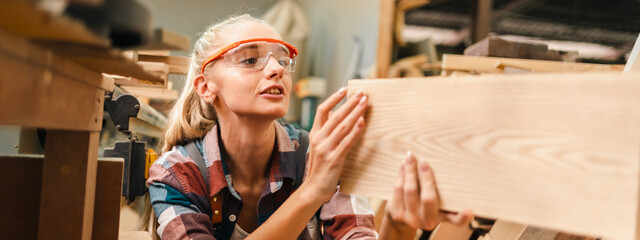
241, 58, 258, 65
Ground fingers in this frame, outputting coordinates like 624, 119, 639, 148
388, 157, 406, 222
333, 116, 366, 161
403, 151, 420, 224
312, 87, 348, 130
417, 158, 440, 229
441, 209, 474, 226
319, 90, 366, 140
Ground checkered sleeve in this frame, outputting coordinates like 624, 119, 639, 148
147, 148, 216, 240
319, 188, 378, 240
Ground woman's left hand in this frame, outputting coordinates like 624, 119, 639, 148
383, 151, 474, 237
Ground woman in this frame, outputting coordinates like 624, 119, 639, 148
147, 14, 472, 240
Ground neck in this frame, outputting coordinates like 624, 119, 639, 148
217, 115, 276, 187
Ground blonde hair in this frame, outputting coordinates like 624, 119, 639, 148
162, 14, 269, 153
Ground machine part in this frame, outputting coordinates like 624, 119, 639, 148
103, 91, 140, 133
103, 137, 147, 203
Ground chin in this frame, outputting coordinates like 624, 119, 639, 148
252, 108, 287, 120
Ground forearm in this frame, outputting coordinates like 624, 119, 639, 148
379, 211, 417, 240
246, 182, 323, 240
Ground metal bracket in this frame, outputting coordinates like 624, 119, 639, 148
104, 91, 140, 132
104, 136, 147, 204
103, 91, 147, 203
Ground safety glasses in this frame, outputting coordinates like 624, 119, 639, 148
200, 38, 298, 74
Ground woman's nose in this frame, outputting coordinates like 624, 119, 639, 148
264, 55, 284, 79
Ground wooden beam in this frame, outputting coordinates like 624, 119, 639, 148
624, 34, 640, 73
464, 36, 578, 62
375, 0, 395, 78
342, 72, 640, 239
470, 0, 493, 43
0, 0, 109, 47
0, 29, 111, 91
137, 54, 190, 74
131, 28, 191, 51
486, 220, 598, 240
39, 131, 100, 240
121, 85, 178, 101
0, 40, 106, 131
35, 41, 165, 84
0, 154, 43, 240
442, 54, 624, 73
0, 155, 123, 240
93, 158, 125, 240
429, 222, 473, 240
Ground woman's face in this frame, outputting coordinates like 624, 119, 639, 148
204, 22, 292, 120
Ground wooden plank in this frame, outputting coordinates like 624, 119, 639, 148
121, 85, 179, 101
0, 155, 124, 240
0, 29, 111, 91
442, 54, 624, 73
0, 0, 109, 47
397, 0, 430, 11
375, 0, 395, 78
93, 158, 125, 240
0, 154, 43, 240
624, 34, 640, 73
429, 222, 473, 240
0, 44, 105, 131
464, 36, 578, 62
131, 28, 191, 51
35, 41, 165, 84
138, 54, 190, 74
487, 220, 598, 240
341, 72, 640, 239
39, 131, 100, 240
488, 221, 528, 240
470, 0, 493, 43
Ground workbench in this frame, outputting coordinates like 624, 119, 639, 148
0, 1, 186, 239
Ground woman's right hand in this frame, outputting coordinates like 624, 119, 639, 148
299, 87, 368, 204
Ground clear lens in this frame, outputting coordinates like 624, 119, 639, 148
223, 41, 296, 72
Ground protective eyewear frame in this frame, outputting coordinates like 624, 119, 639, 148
200, 38, 298, 74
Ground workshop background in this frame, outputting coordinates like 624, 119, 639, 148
1, 0, 639, 239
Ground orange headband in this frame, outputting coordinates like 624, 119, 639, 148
200, 38, 298, 74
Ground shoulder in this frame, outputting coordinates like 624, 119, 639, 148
147, 141, 208, 196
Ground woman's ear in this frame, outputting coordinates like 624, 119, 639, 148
194, 74, 217, 104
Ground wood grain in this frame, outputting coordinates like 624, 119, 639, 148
93, 158, 125, 240
625, 34, 640, 73
0, 155, 124, 240
375, 0, 395, 78
0, 0, 109, 47
39, 131, 100, 240
342, 72, 640, 239
131, 28, 191, 51
442, 54, 624, 73
0, 29, 107, 131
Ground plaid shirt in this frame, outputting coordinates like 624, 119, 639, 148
147, 121, 377, 239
